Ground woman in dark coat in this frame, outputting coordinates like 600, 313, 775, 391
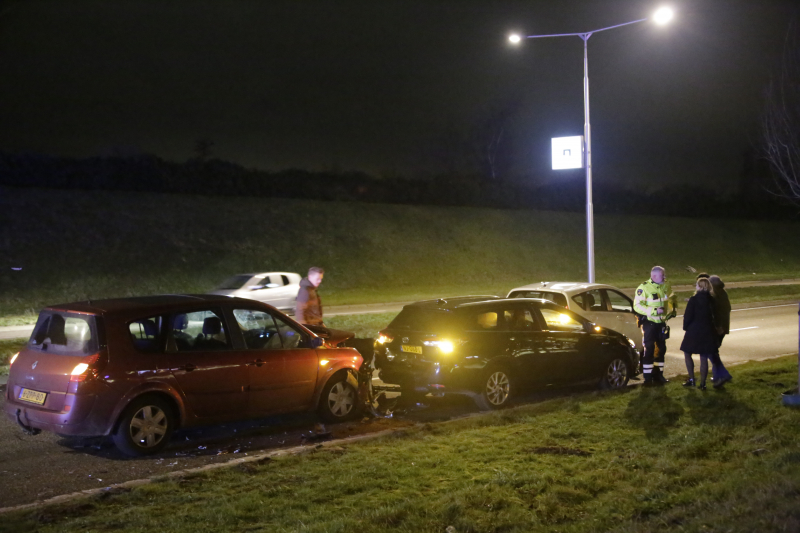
680, 278, 719, 390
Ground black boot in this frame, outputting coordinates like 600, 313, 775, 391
653, 368, 669, 385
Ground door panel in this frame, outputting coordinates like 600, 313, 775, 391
534, 307, 590, 383
169, 351, 250, 418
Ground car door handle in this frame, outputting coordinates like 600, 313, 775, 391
181, 364, 196, 372
247, 359, 266, 367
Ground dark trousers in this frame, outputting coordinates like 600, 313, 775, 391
642, 321, 667, 381
714, 333, 732, 382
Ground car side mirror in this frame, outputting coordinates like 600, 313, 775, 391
310, 337, 324, 348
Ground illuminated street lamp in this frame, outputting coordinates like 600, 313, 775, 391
509, 7, 673, 283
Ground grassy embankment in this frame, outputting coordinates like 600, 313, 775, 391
2, 356, 799, 532
2, 186, 800, 326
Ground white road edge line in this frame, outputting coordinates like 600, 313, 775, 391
675, 302, 797, 319
730, 326, 759, 332
731, 303, 799, 312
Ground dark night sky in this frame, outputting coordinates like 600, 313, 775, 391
0, 0, 796, 191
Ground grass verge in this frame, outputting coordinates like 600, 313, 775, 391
2, 187, 800, 321
3, 356, 800, 532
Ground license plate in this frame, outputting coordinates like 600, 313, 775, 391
19, 388, 47, 406
401, 345, 423, 354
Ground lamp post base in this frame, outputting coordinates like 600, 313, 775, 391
781, 390, 800, 406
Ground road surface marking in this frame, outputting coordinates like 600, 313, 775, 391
730, 326, 759, 332
731, 304, 799, 313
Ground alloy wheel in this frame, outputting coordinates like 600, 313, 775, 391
605, 358, 628, 389
485, 371, 511, 406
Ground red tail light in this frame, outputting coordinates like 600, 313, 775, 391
376, 331, 394, 345
69, 352, 105, 383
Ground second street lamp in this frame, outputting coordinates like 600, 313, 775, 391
510, 7, 673, 283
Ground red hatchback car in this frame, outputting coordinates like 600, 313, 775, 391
4, 295, 363, 455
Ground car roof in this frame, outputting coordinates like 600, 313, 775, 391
404, 296, 562, 313
45, 294, 244, 315
404, 295, 499, 311
507, 281, 621, 296
234, 272, 300, 278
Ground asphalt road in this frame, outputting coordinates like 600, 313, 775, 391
2, 278, 799, 340
0, 303, 797, 510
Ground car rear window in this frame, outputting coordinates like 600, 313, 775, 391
28, 311, 98, 356
388, 308, 463, 333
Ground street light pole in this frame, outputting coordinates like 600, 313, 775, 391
509, 8, 673, 283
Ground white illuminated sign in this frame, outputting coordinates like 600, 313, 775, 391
551, 136, 584, 170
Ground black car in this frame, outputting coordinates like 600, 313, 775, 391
374, 297, 640, 410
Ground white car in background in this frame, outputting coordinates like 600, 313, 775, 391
507, 281, 642, 352
210, 272, 301, 312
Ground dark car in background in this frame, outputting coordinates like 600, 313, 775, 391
374, 297, 639, 410
5, 295, 362, 456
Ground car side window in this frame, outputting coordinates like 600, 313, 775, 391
605, 290, 633, 313
572, 290, 605, 312
171, 309, 231, 351
469, 309, 526, 332
129, 316, 163, 353
508, 308, 538, 331
281, 275, 290, 286
233, 309, 282, 349
538, 308, 585, 333
273, 315, 304, 349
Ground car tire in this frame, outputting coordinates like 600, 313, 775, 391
599, 356, 630, 390
318, 373, 359, 422
474, 367, 514, 410
112, 396, 175, 456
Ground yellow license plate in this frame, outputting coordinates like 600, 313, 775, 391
19, 388, 47, 406
401, 345, 422, 354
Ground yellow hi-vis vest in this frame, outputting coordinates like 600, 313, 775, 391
633, 279, 676, 324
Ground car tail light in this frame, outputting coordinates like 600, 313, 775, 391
376, 331, 394, 344
423, 339, 462, 354
9, 352, 19, 366
69, 351, 106, 383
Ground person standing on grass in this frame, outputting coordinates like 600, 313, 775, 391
634, 266, 677, 386
295, 266, 325, 326
680, 277, 719, 390
708, 275, 733, 387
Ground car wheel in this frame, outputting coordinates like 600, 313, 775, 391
112, 396, 175, 456
318, 374, 359, 422
475, 367, 513, 410
600, 356, 630, 390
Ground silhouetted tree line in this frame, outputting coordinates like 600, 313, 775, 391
0, 152, 794, 219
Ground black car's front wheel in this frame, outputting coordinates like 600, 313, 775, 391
599, 356, 630, 390
475, 367, 513, 410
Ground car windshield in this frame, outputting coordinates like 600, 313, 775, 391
216, 274, 253, 290
28, 311, 98, 356
387, 308, 463, 333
